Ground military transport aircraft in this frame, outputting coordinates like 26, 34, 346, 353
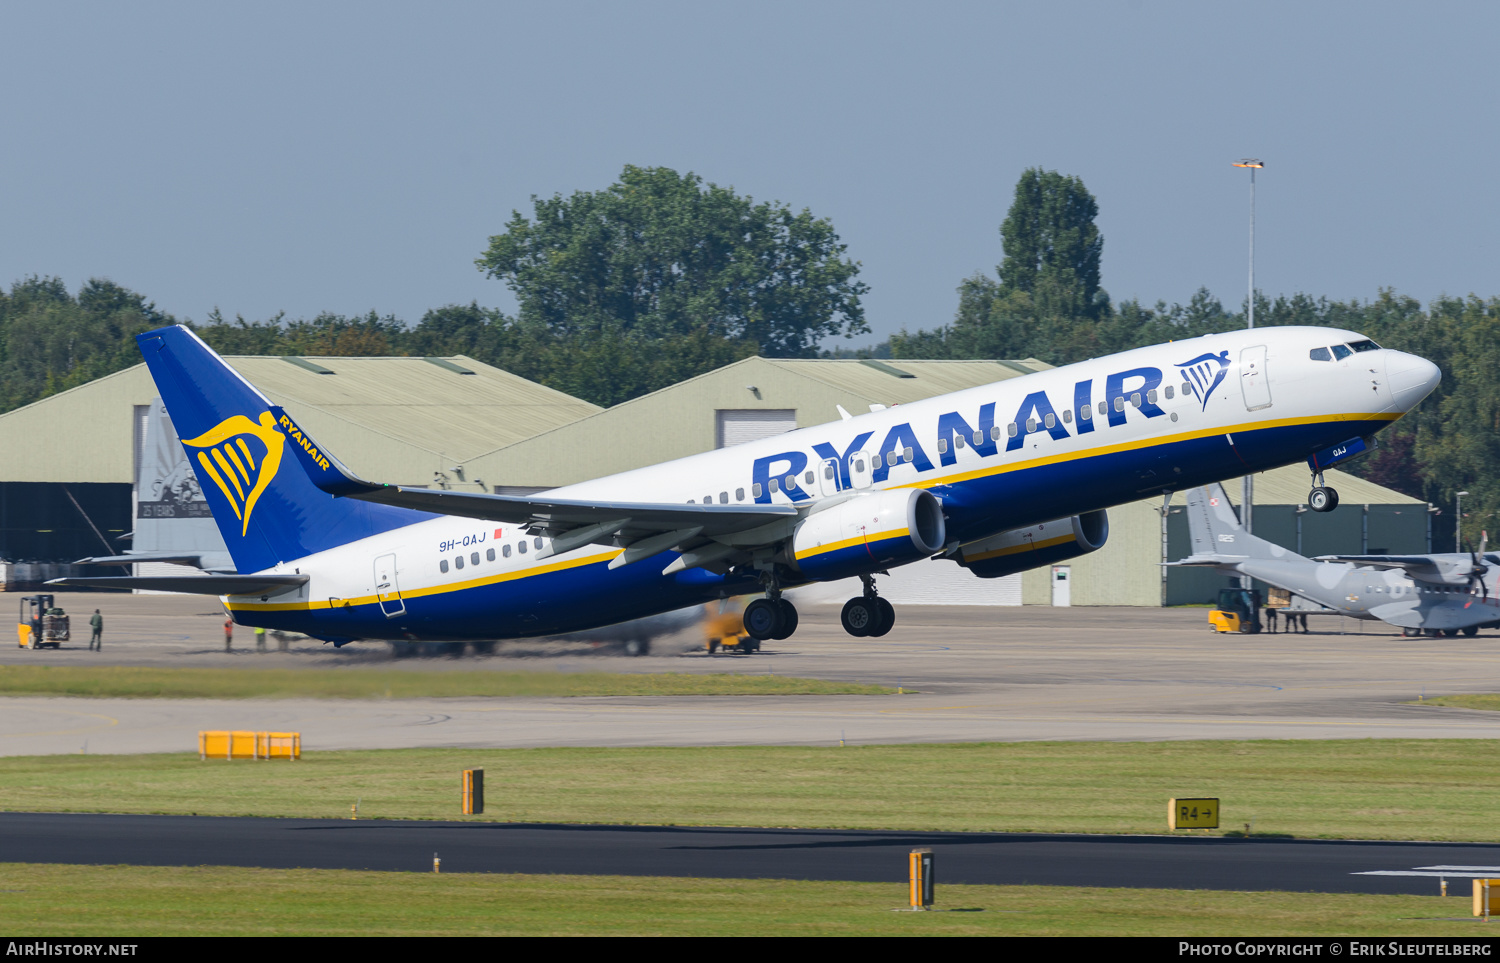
1172, 482, 1500, 636
53, 325, 1440, 645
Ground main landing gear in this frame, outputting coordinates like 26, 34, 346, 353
743, 589, 798, 643
841, 575, 895, 638
1308, 471, 1340, 513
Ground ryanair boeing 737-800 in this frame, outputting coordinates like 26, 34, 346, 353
54, 325, 1440, 645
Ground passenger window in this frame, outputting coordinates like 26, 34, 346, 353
990, 426, 1001, 441
872, 454, 882, 468
518, 540, 527, 554
1007, 423, 1019, 438
785, 475, 796, 489
1331, 344, 1352, 360
972, 430, 983, 446
955, 435, 966, 449
1098, 401, 1108, 415
487, 548, 495, 562
736, 488, 745, 501
1044, 413, 1056, 429
1349, 339, 1380, 352
440, 559, 449, 573
804, 471, 814, 486
1114, 397, 1125, 412
1079, 406, 1091, 421
752, 483, 762, 497
1147, 389, 1158, 404
703, 494, 712, 504
1025, 419, 1037, 432
851, 459, 864, 473
1309, 346, 1332, 361
503, 544, 511, 558
904, 446, 914, 462
769, 478, 780, 493
455, 556, 464, 570
720, 492, 729, 503
535, 537, 543, 549
936, 439, 949, 454
1164, 385, 1174, 400
1062, 409, 1072, 424
1181, 382, 1191, 396
471, 552, 480, 566
1130, 392, 1142, 408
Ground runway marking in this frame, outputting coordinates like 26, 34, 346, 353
0, 706, 120, 738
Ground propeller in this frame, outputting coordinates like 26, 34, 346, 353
1468, 531, 1491, 600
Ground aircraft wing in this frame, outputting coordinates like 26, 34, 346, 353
46, 574, 308, 596
1314, 553, 1492, 586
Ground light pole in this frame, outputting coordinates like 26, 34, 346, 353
1233, 159, 1264, 587
1457, 491, 1470, 552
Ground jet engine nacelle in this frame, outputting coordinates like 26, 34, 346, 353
790, 489, 947, 582
955, 510, 1109, 579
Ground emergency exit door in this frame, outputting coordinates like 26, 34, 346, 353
374, 553, 405, 617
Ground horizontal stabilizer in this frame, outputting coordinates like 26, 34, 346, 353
73, 552, 232, 571
46, 574, 308, 596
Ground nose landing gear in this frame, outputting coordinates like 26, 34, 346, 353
841, 575, 895, 637
1308, 471, 1340, 513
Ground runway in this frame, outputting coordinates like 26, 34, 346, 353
0, 811, 1486, 896
5, 596, 1500, 754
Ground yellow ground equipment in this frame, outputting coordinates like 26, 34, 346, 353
1208, 587, 1262, 634
17, 595, 69, 649
704, 601, 759, 654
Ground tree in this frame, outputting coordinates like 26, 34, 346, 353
475, 165, 868, 358
999, 168, 1106, 321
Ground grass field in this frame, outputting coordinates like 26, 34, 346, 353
6, 740, 1500, 840
1424, 695, 1500, 712
0, 863, 1479, 936
0, 665, 890, 699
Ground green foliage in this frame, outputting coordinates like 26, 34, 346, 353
998, 168, 1106, 321
0, 277, 171, 411
475, 164, 869, 358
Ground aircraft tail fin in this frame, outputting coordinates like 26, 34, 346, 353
1170, 482, 1289, 566
136, 325, 432, 574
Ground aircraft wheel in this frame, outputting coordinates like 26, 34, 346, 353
1424, 628, 1441, 638
771, 599, 799, 640
841, 597, 875, 637
1442, 628, 1459, 638
707, 639, 720, 654
743, 598, 781, 641
1308, 487, 1339, 512
867, 597, 895, 637
1463, 626, 1479, 637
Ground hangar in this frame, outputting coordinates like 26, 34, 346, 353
0, 354, 598, 587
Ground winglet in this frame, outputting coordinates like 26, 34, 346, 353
836, 405, 853, 422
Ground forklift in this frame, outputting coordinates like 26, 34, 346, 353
1208, 587, 1263, 634
17, 595, 69, 649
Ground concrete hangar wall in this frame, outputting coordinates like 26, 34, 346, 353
0, 354, 598, 584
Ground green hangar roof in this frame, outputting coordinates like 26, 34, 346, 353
461, 356, 1054, 491
0, 355, 600, 486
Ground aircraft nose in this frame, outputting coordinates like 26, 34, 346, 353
1385, 351, 1441, 411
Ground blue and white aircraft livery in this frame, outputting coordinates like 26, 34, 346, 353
54, 325, 1441, 645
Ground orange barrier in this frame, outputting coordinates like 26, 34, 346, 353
199, 731, 301, 760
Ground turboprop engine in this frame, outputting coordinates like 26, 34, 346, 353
954, 510, 1109, 579
790, 488, 947, 582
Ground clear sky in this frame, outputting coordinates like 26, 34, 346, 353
1, 1, 1494, 348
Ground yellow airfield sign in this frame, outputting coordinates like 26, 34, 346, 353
1169, 797, 1220, 830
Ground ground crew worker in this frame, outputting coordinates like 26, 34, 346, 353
1266, 606, 1278, 634
224, 616, 233, 653
89, 609, 103, 651
255, 626, 266, 653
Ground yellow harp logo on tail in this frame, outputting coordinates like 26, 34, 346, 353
182, 412, 285, 537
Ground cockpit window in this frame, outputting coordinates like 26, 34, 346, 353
1330, 344, 1353, 360
1309, 347, 1331, 361
1348, 339, 1380, 352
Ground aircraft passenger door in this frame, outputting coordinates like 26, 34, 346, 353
1240, 345, 1272, 411
818, 458, 841, 497
374, 553, 405, 618
849, 450, 874, 490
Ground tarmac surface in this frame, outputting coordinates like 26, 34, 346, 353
0, 811, 1487, 896
5, 593, 1500, 755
